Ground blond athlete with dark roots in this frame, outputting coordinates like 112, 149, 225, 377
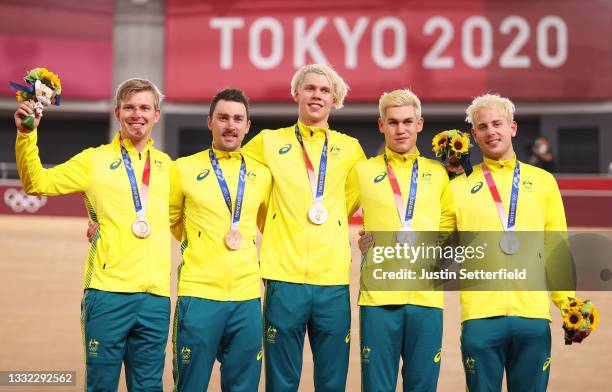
451, 93, 580, 391
350, 89, 454, 392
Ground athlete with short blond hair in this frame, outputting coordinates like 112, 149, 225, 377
15, 78, 172, 391
243, 63, 366, 391
451, 93, 577, 391
352, 88, 453, 392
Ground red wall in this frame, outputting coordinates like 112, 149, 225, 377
165, 0, 612, 102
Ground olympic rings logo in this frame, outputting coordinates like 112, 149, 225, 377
3, 188, 47, 213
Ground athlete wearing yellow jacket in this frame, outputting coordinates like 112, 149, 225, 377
356, 147, 453, 308
14, 79, 171, 391
243, 120, 365, 285
170, 89, 271, 392
354, 89, 451, 392
449, 156, 572, 322
242, 64, 366, 391
169, 148, 271, 301
451, 93, 577, 392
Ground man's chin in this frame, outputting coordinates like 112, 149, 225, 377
482, 149, 503, 160
389, 143, 412, 154
306, 112, 328, 123
123, 131, 148, 144
129, 131, 146, 140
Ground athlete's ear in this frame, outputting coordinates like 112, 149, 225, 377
292, 88, 299, 103
245, 119, 251, 135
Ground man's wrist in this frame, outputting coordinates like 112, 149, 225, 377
17, 127, 35, 134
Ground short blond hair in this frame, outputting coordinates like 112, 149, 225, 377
378, 88, 422, 119
290, 64, 349, 109
465, 93, 515, 126
115, 78, 164, 110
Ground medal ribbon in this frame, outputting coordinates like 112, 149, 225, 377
120, 141, 150, 220
209, 149, 246, 230
295, 125, 328, 205
384, 155, 418, 229
482, 162, 520, 231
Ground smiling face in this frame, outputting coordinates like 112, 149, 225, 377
208, 99, 251, 152
379, 105, 423, 154
114, 90, 160, 148
294, 72, 334, 128
471, 105, 517, 160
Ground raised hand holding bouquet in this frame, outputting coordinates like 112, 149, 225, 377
561, 296, 599, 345
432, 129, 473, 178
9, 67, 61, 130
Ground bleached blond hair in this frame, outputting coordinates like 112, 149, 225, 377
465, 93, 515, 126
290, 64, 349, 109
378, 88, 422, 119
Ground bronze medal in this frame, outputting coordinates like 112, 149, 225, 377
132, 218, 151, 239
225, 229, 243, 250
308, 203, 328, 225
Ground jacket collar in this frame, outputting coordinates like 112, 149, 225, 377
296, 120, 329, 139
384, 146, 420, 167
113, 131, 154, 154
210, 147, 243, 161
482, 155, 517, 172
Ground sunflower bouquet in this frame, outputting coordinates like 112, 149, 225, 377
561, 296, 599, 345
9, 67, 62, 129
432, 129, 473, 177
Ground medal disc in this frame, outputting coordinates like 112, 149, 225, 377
396, 228, 416, 246
308, 203, 328, 225
225, 229, 243, 250
500, 232, 520, 255
132, 218, 151, 239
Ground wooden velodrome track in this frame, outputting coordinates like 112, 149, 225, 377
0, 215, 610, 391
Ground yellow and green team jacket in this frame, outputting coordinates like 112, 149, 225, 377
353, 147, 454, 308
16, 130, 172, 296
242, 120, 366, 285
448, 156, 573, 322
169, 148, 272, 301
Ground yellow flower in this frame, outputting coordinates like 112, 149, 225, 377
588, 306, 599, 331
567, 297, 583, 310
450, 136, 469, 154
40, 69, 62, 94
564, 309, 583, 331
432, 133, 449, 153
15, 91, 31, 103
